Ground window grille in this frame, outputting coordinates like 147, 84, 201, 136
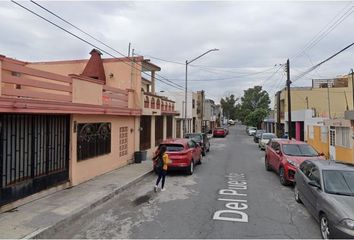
77, 123, 111, 161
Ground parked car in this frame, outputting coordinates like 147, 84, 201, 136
295, 160, 354, 239
247, 127, 257, 136
258, 133, 276, 150
185, 132, 210, 156
213, 127, 226, 137
254, 130, 266, 143
223, 125, 229, 135
153, 139, 202, 175
264, 139, 325, 185
228, 119, 235, 125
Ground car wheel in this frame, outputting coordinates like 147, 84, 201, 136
294, 184, 302, 203
265, 156, 271, 171
279, 167, 289, 186
187, 160, 194, 175
320, 214, 331, 239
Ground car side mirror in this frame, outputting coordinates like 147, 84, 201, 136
308, 180, 321, 189
319, 152, 325, 156
275, 149, 282, 155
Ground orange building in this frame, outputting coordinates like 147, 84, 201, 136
0, 49, 177, 208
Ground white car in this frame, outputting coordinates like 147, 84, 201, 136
247, 127, 257, 136
258, 133, 276, 150
228, 119, 235, 125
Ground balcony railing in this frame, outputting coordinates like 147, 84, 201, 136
142, 92, 177, 115
0, 58, 138, 116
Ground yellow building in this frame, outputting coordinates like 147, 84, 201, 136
274, 76, 353, 163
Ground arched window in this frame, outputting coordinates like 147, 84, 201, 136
151, 97, 155, 109
144, 96, 150, 108
156, 99, 161, 109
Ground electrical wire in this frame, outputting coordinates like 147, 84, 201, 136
293, 1, 354, 59
292, 41, 354, 83
15, 0, 184, 91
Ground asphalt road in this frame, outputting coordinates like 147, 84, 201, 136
51, 125, 321, 239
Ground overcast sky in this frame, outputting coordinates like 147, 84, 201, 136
1, 1, 354, 105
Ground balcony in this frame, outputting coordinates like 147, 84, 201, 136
142, 92, 178, 116
0, 57, 140, 116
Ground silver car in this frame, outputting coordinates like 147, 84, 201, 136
295, 160, 354, 239
258, 133, 276, 150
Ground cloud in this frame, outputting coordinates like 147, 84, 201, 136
1, 1, 353, 105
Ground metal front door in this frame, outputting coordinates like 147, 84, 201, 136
329, 127, 336, 160
0, 114, 70, 206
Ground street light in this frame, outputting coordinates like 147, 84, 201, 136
184, 48, 219, 135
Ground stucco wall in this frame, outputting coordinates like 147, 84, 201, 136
307, 126, 329, 159
336, 146, 352, 163
70, 114, 136, 186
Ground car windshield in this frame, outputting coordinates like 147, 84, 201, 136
282, 144, 319, 156
262, 133, 276, 139
161, 144, 185, 152
323, 170, 354, 196
185, 134, 202, 141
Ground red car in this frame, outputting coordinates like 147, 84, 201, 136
213, 127, 226, 137
264, 139, 325, 185
153, 138, 202, 175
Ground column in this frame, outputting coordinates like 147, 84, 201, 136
163, 115, 167, 140
151, 71, 155, 94
151, 116, 156, 149
134, 116, 140, 152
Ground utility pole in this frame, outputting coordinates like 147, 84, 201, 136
286, 59, 292, 139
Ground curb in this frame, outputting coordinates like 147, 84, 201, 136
24, 169, 153, 239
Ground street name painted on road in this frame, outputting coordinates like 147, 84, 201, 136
213, 173, 248, 223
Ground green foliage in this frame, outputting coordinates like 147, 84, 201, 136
220, 94, 238, 120
226, 86, 270, 127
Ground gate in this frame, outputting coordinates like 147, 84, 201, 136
0, 114, 70, 206
140, 116, 151, 150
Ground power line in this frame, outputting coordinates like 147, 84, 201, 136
293, 41, 354, 83
293, 1, 354, 59
29, 0, 185, 90
169, 66, 277, 82
13, 0, 184, 91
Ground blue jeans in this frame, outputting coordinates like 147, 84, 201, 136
156, 169, 167, 189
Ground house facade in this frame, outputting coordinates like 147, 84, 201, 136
274, 76, 353, 163
0, 49, 177, 208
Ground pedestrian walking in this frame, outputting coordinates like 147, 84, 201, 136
153, 145, 169, 192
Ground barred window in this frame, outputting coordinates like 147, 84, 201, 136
77, 123, 111, 161
119, 127, 128, 157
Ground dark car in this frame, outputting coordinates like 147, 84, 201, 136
185, 133, 210, 156
295, 160, 354, 239
254, 130, 266, 143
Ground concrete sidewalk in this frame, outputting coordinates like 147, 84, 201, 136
0, 160, 153, 239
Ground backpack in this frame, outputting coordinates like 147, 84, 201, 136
155, 155, 163, 169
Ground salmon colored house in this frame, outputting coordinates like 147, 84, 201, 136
0, 49, 177, 209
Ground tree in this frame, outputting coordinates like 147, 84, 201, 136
220, 94, 238, 120
236, 86, 270, 127
244, 108, 268, 128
